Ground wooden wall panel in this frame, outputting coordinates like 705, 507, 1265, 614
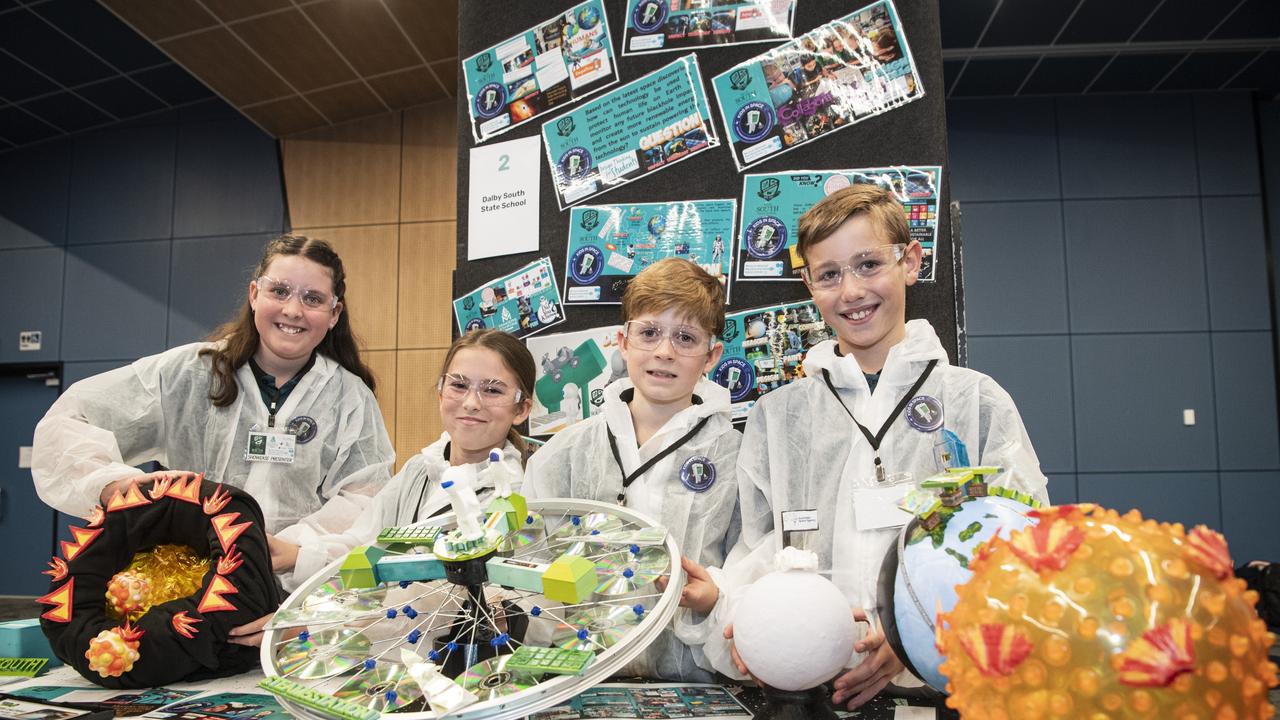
401, 101, 457, 222
395, 348, 448, 470
283, 112, 402, 227
297, 224, 400, 351
364, 349, 397, 451
398, 221, 455, 349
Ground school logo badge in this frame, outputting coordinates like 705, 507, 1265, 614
680, 456, 716, 492
463, 297, 475, 310
580, 209, 600, 230
475, 53, 493, 73
721, 319, 739, 342
757, 177, 781, 201
729, 68, 751, 91
590, 389, 605, 407
733, 101, 775, 143
556, 117, 576, 137
473, 82, 506, 119
286, 415, 318, 444
631, 0, 667, 32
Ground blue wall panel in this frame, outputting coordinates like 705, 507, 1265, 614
67, 123, 176, 245
947, 98, 1060, 202
0, 142, 70, 250
961, 201, 1068, 335
168, 233, 273, 347
1078, 471, 1221, 530
1202, 195, 1271, 331
61, 240, 171, 360
968, 335, 1075, 474
1193, 92, 1261, 197
1220, 471, 1280, 563
1057, 95, 1198, 199
1046, 473, 1077, 505
1072, 333, 1217, 472
1213, 331, 1280, 471
1064, 198, 1208, 333
62, 359, 131, 388
173, 118, 284, 239
0, 247, 63, 364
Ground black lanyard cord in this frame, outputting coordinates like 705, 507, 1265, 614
822, 359, 938, 481
606, 415, 711, 505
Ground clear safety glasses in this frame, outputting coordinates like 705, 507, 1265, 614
800, 243, 908, 291
255, 276, 338, 310
624, 320, 714, 357
437, 373, 525, 406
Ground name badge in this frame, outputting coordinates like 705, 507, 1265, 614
781, 509, 820, 533
853, 485, 914, 530
246, 430, 296, 463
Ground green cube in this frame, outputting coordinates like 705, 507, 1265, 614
541, 554, 597, 604
339, 545, 387, 588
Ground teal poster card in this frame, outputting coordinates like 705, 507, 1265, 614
709, 299, 833, 420
737, 166, 941, 283
711, 0, 924, 169
453, 257, 566, 339
565, 199, 736, 304
542, 54, 719, 208
622, 0, 796, 55
463, 0, 618, 144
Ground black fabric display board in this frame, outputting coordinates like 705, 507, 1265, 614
454, 0, 961, 360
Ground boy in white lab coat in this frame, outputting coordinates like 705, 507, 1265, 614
524, 258, 742, 682
684, 185, 1049, 708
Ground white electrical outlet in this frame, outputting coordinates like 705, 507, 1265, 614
1183, 409, 1196, 426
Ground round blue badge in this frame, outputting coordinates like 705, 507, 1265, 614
569, 245, 604, 283
680, 456, 716, 492
905, 395, 944, 433
733, 101, 776, 143
744, 216, 787, 259
631, 0, 667, 33
465, 318, 486, 331
473, 82, 507, 120
712, 358, 755, 402
557, 147, 593, 181
286, 415, 318, 444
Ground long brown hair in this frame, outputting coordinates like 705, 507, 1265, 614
440, 329, 536, 461
200, 235, 376, 406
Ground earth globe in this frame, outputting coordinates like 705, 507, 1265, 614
878, 474, 1040, 691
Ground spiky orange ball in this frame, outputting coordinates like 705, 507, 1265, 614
937, 505, 1278, 719
105, 571, 152, 620
85, 627, 141, 678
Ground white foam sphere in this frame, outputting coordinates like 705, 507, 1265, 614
732, 569, 858, 691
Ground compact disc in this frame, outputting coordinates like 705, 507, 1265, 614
454, 655, 539, 701
303, 579, 388, 614
334, 663, 423, 712
500, 511, 545, 552
552, 604, 642, 651
276, 628, 371, 680
548, 512, 626, 556
593, 547, 668, 596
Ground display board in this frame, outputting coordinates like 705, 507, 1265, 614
455, 0, 960, 367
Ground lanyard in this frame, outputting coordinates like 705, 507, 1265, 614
606, 416, 711, 505
822, 359, 937, 482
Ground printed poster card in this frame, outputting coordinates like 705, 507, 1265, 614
564, 199, 736, 304
463, 0, 618, 144
526, 324, 625, 436
453, 257, 566, 340
138, 692, 291, 720
529, 682, 752, 719
710, 299, 833, 420
738, 166, 942, 283
467, 135, 542, 260
542, 54, 719, 209
711, 0, 924, 170
623, 0, 796, 55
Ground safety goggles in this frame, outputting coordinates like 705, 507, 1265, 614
437, 373, 525, 406
255, 276, 338, 310
800, 244, 908, 291
624, 320, 714, 357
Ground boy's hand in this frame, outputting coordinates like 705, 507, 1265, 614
723, 624, 759, 684
266, 534, 300, 572
229, 613, 298, 647
831, 607, 904, 709
674, 556, 719, 614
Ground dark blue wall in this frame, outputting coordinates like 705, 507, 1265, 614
0, 100, 285, 380
950, 91, 1279, 563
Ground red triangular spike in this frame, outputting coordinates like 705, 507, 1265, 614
36, 578, 74, 623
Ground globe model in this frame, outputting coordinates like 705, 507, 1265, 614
576, 7, 600, 29
879, 494, 1038, 691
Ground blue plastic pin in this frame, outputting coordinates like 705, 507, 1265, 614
363, 658, 376, 670
623, 568, 634, 579
632, 604, 645, 616
441, 480, 454, 489
525, 515, 534, 525
386, 608, 398, 619
530, 606, 542, 617
406, 629, 422, 644
428, 650, 441, 662
404, 606, 418, 619
630, 544, 640, 555
399, 580, 411, 589
571, 515, 581, 526
384, 690, 397, 704
298, 630, 310, 643
577, 629, 589, 640
446, 641, 459, 652
590, 529, 600, 535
